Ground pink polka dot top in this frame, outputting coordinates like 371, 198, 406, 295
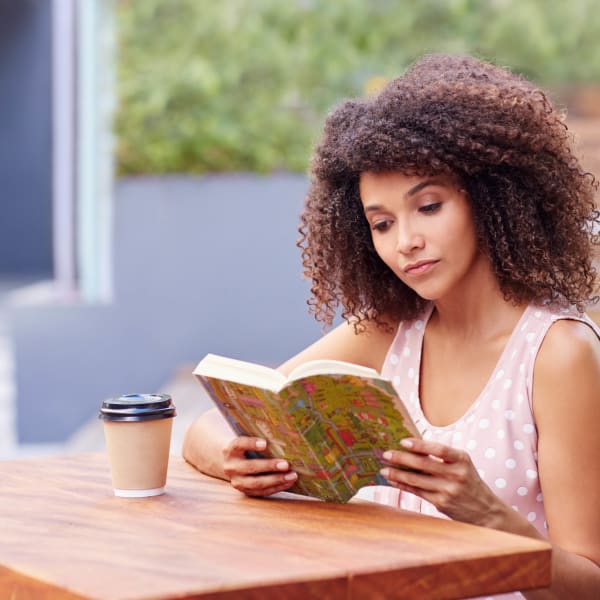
357, 302, 599, 599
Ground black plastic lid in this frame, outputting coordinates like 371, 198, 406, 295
98, 394, 176, 422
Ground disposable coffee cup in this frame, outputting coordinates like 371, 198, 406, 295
99, 394, 176, 497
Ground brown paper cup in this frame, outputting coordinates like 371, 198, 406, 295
99, 394, 176, 498
103, 418, 173, 497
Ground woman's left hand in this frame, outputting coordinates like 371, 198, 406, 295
380, 438, 504, 527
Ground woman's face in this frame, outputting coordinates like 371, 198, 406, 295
359, 171, 485, 302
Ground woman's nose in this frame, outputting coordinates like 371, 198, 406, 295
395, 219, 425, 254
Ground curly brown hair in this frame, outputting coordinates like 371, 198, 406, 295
298, 53, 599, 329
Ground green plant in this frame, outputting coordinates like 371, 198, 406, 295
115, 0, 600, 175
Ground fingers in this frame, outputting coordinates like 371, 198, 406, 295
399, 438, 464, 462
380, 465, 440, 492
230, 471, 299, 497
379, 438, 491, 522
224, 436, 292, 475
377, 438, 506, 525
223, 436, 298, 497
229, 455, 292, 477
382, 439, 468, 476
224, 436, 268, 459
381, 438, 474, 489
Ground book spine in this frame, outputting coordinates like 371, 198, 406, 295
282, 380, 349, 502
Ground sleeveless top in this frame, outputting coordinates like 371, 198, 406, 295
355, 302, 600, 600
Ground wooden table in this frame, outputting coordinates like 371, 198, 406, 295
0, 453, 551, 599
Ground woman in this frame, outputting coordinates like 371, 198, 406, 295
184, 54, 600, 598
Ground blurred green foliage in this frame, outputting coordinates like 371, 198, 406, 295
116, 0, 600, 175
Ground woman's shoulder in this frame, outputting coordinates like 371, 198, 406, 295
533, 312, 600, 416
537, 308, 600, 368
526, 303, 599, 355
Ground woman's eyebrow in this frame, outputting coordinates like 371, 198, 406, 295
405, 178, 443, 198
362, 178, 447, 213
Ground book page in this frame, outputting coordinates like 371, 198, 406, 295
287, 359, 380, 382
281, 374, 418, 501
194, 355, 420, 502
193, 353, 287, 391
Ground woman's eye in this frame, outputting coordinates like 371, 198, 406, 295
372, 220, 392, 232
419, 202, 441, 214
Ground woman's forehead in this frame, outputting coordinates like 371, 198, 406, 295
359, 171, 457, 192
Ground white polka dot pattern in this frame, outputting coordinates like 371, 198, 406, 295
372, 302, 600, 599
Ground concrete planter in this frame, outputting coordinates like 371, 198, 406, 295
10, 174, 324, 444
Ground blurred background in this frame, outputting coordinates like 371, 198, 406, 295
1, 0, 599, 459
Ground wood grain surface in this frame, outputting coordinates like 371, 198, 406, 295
0, 453, 551, 599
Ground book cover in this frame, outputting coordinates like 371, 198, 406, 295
194, 356, 419, 503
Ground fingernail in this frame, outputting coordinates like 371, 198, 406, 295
382, 451, 392, 460
401, 439, 413, 448
284, 472, 298, 481
276, 461, 288, 470
380, 468, 390, 478
256, 439, 267, 450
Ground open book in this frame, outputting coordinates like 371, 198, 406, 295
193, 354, 420, 503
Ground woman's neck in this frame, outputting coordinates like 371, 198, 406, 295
430, 257, 526, 342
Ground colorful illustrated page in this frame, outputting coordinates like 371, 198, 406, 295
200, 374, 414, 502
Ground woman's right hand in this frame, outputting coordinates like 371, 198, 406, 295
222, 436, 298, 497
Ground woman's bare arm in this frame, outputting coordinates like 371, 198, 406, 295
278, 318, 395, 376
182, 407, 235, 480
525, 319, 600, 598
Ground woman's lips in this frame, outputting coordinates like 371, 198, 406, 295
403, 260, 439, 275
